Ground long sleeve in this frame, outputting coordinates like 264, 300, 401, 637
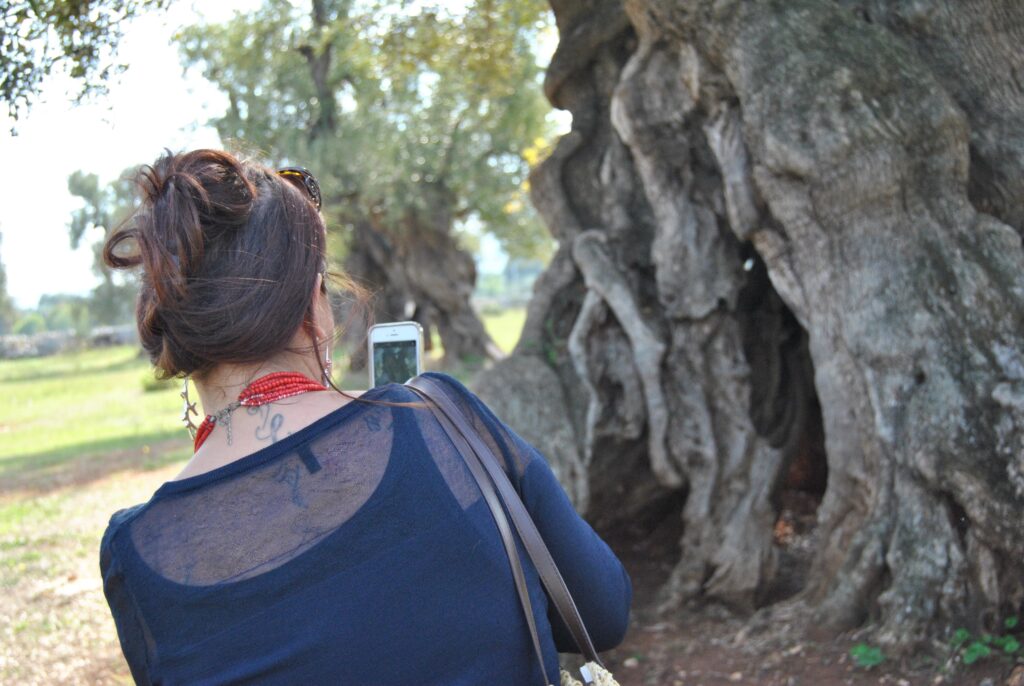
99, 510, 154, 686
517, 443, 633, 651
422, 373, 633, 653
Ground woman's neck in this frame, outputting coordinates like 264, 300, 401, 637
194, 351, 324, 417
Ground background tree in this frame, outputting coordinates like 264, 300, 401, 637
0, 231, 17, 334
68, 169, 138, 326
37, 294, 92, 335
178, 0, 554, 366
473, 0, 1024, 654
1, 0, 168, 124
12, 311, 46, 335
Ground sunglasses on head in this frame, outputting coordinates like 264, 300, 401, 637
276, 167, 322, 211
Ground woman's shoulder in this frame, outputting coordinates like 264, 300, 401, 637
99, 503, 148, 568
415, 372, 479, 403
405, 373, 503, 428
102, 503, 147, 539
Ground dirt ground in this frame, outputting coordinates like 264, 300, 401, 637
592, 493, 1021, 686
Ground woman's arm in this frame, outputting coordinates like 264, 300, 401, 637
100, 510, 154, 685
505, 425, 633, 652
421, 372, 633, 652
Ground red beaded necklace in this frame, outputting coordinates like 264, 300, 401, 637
193, 371, 327, 451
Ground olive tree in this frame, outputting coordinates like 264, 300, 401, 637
179, 0, 555, 364
474, 0, 1024, 652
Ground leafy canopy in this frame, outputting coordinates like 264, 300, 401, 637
68, 169, 136, 253
67, 168, 139, 325
1, 0, 168, 123
178, 0, 555, 260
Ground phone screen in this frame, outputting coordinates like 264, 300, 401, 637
372, 340, 419, 386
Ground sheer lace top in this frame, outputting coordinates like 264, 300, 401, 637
100, 373, 632, 685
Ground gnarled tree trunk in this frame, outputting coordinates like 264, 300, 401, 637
299, 1, 498, 370
340, 183, 502, 369
473, 0, 1024, 652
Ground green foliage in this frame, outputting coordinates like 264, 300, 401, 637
1, 0, 168, 124
12, 313, 45, 335
476, 273, 506, 300
68, 169, 136, 251
961, 641, 991, 665
177, 0, 556, 261
948, 618, 1021, 667
0, 231, 17, 334
849, 643, 886, 669
37, 294, 91, 335
993, 634, 1020, 654
950, 627, 971, 647
67, 168, 140, 326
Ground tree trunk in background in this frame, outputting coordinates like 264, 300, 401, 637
472, 0, 1024, 652
338, 219, 409, 371
340, 185, 501, 370
301, 1, 497, 371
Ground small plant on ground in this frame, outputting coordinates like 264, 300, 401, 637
849, 642, 886, 669
948, 616, 1020, 666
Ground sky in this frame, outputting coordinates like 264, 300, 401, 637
0, 0, 518, 310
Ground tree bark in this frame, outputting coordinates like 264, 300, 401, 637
473, 0, 1024, 651
340, 185, 501, 369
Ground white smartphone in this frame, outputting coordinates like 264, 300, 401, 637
367, 321, 424, 387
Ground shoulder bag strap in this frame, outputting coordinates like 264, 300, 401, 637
405, 381, 553, 685
406, 376, 604, 670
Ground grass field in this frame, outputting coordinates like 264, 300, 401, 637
0, 308, 525, 685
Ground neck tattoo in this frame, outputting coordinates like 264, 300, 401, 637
193, 371, 326, 451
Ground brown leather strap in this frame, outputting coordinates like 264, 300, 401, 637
406, 383, 553, 685
407, 376, 604, 671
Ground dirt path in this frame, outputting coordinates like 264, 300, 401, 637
596, 506, 1018, 686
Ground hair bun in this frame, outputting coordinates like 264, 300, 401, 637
102, 149, 330, 380
135, 151, 256, 305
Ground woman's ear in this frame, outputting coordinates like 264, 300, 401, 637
311, 273, 334, 341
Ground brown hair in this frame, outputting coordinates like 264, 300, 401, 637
104, 149, 358, 383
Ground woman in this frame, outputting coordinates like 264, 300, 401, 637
99, 149, 632, 685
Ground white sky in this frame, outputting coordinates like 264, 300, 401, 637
0, 0, 524, 310
0, 1, 257, 309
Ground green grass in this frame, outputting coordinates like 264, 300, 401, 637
484, 306, 526, 355
0, 346, 190, 491
0, 308, 525, 488
0, 307, 526, 684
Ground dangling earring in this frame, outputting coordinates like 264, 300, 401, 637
323, 345, 333, 388
180, 376, 200, 439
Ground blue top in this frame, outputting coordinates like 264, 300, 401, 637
100, 373, 632, 685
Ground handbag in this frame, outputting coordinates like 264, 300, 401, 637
406, 376, 621, 686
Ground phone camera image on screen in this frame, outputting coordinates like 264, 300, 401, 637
373, 340, 419, 386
